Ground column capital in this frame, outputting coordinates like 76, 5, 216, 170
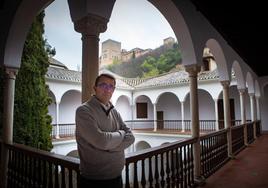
220, 80, 230, 88
4, 67, 18, 79
238, 88, 246, 94
185, 64, 201, 77
248, 93, 255, 97
74, 13, 108, 36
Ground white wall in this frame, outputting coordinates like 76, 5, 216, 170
261, 85, 268, 131
157, 92, 181, 120
115, 95, 132, 121
59, 90, 81, 123
198, 89, 215, 120
51, 133, 190, 156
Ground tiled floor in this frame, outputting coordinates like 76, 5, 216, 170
200, 133, 268, 188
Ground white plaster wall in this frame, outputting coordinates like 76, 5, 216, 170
115, 95, 132, 121
245, 92, 251, 120
112, 88, 132, 105
133, 84, 190, 104
261, 85, 268, 131
184, 94, 191, 120
46, 79, 81, 103
134, 133, 190, 148
48, 103, 56, 124
51, 140, 77, 156
59, 91, 81, 123
198, 90, 215, 120
157, 92, 181, 120
198, 81, 222, 99
229, 86, 241, 120
51, 133, 190, 156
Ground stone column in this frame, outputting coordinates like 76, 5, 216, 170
153, 103, 157, 131
181, 101, 185, 132
185, 65, 203, 183
221, 81, 233, 157
214, 99, 219, 131
249, 93, 257, 139
55, 102, 60, 139
255, 96, 262, 134
238, 89, 247, 145
0, 67, 18, 188
255, 96, 261, 120
74, 14, 108, 102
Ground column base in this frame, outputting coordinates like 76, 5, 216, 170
194, 176, 206, 187
229, 154, 236, 159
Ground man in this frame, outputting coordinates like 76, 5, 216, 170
75, 73, 135, 188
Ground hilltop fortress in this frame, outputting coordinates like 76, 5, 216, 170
100, 37, 176, 67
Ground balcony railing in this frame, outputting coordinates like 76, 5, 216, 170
124, 138, 197, 187
1, 121, 261, 188
0, 141, 80, 188
52, 120, 250, 139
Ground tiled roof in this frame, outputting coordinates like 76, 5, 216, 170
46, 65, 220, 89
198, 70, 219, 81
46, 67, 81, 83
49, 57, 68, 69
135, 71, 189, 89
133, 69, 220, 89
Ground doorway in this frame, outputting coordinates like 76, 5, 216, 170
157, 111, 164, 129
218, 98, 235, 129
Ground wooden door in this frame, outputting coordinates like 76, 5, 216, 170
157, 111, 164, 129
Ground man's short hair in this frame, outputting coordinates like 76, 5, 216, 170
95, 73, 116, 86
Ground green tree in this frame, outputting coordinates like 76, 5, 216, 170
141, 56, 158, 78
12, 11, 52, 151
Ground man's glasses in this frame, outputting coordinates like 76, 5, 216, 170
97, 83, 115, 91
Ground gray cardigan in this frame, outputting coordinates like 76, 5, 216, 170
75, 96, 135, 180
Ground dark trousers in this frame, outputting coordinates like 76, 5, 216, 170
79, 175, 123, 188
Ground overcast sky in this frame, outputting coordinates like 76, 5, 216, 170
44, 0, 176, 70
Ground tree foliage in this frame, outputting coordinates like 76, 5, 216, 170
141, 46, 182, 78
0, 11, 53, 151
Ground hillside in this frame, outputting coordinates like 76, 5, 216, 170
107, 42, 182, 78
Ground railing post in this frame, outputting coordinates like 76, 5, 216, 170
0, 67, 17, 188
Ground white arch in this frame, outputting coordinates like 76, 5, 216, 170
149, 0, 196, 65
255, 80, 261, 97
60, 89, 81, 103
246, 72, 255, 94
134, 94, 153, 104
114, 94, 131, 106
135, 140, 151, 151
3, 0, 52, 68
206, 39, 229, 81
48, 89, 56, 102
155, 91, 180, 104
232, 60, 246, 89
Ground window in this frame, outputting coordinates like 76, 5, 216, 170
136, 103, 148, 118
